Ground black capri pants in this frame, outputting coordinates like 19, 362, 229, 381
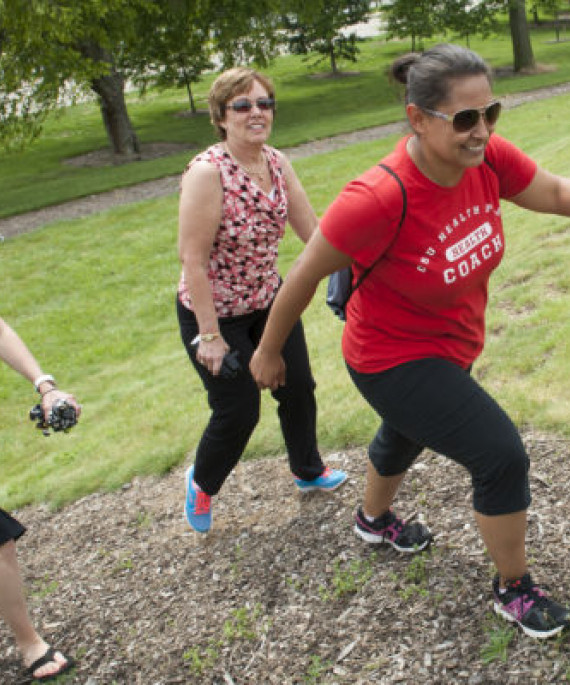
347, 357, 531, 516
177, 298, 324, 496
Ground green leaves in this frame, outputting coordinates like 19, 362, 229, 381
282, 0, 372, 73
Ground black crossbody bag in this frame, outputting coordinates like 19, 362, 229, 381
326, 163, 407, 321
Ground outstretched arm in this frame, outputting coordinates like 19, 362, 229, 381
250, 228, 351, 390
511, 167, 570, 215
0, 317, 81, 420
0, 317, 44, 384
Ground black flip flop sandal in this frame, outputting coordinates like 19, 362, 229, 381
27, 647, 75, 682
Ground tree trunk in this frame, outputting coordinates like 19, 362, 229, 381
509, 0, 536, 72
330, 44, 338, 75
91, 70, 141, 159
183, 72, 197, 114
79, 41, 141, 159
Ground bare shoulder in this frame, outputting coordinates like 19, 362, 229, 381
180, 160, 222, 199
182, 159, 220, 184
273, 149, 297, 181
272, 148, 290, 167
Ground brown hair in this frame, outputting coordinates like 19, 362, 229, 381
391, 43, 493, 110
208, 67, 275, 140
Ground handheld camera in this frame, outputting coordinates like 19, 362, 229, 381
30, 399, 78, 437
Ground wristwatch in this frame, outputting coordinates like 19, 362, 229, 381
191, 333, 221, 344
33, 374, 56, 393
201, 333, 220, 342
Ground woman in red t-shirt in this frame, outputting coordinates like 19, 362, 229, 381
251, 44, 570, 639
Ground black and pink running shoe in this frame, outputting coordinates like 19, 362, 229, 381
354, 507, 432, 553
493, 573, 570, 639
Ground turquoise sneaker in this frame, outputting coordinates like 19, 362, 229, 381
185, 466, 212, 533
294, 466, 347, 492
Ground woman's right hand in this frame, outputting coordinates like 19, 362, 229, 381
196, 337, 229, 376
41, 389, 82, 422
250, 347, 286, 391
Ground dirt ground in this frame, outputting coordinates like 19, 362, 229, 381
2, 434, 570, 684
2, 82, 570, 684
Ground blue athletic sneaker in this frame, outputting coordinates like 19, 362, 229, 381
294, 466, 347, 492
185, 466, 212, 533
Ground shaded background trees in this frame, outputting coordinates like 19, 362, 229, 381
0, 0, 281, 154
1, 0, 565, 155
282, 0, 371, 74
0, 0, 154, 156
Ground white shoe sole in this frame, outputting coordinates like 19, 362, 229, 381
353, 523, 431, 553
494, 602, 567, 639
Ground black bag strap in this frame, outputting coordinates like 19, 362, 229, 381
351, 163, 407, 293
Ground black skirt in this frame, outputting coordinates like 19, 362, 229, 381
0, 508, 26, 545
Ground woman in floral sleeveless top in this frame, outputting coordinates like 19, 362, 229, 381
177, 67, 347, 533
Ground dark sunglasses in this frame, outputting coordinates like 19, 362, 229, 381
422, 101, 501, 133
225, 97, 275, 113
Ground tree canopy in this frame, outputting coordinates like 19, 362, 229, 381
0, 0, 558, 154
282, 0, 372, 74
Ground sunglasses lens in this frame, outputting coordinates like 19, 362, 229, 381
257, 98, 275, 111
453, 109, 480, 132
485, 102, 501, 126
228, 97, 275, 113
231, 99, 252, 113
453, 102, 501, 132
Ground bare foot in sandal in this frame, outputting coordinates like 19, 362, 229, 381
24, 642, 74, 682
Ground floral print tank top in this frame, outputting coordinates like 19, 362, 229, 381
177, 143, 288, 317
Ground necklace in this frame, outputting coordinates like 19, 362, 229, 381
224, 145, 267, 180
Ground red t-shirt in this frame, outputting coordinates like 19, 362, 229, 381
320, 135, 537, 373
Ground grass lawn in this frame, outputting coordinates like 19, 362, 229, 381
1, 89, 570, 510
2, 23, 570, 217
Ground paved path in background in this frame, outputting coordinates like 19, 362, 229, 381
2, 82, 570, 240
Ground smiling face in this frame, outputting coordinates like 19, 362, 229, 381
407, 74, 496, 185
220, 80, 274, 149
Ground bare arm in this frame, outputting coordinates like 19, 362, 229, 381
280, 153, 319, 243
0, 317, 81, 419
178, 161, 229, 375
250, 228, 352, 390
0, 317, 44, 382
511, 166, 570, 215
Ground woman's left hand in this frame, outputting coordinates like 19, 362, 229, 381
41, 390, 81, 422
250, 348, 286, 391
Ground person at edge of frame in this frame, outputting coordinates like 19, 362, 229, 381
0, 316, 80, 680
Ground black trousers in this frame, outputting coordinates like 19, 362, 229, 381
177, 298, 324, 495
348, 357, 531, 516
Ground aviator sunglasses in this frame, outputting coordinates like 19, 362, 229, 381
225, 97, 276, 113
422, 100, 501, 133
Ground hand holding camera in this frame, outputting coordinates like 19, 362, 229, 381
30, 399, 78, 436
191, 333, 242, 379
